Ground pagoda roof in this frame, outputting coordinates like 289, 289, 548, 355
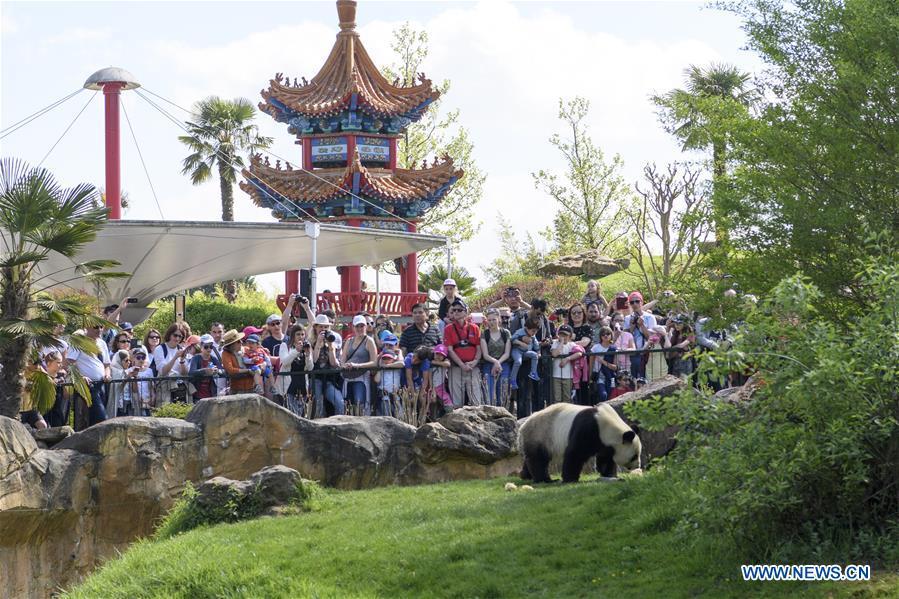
259, 2, 439, 123
240, 152, 462, 209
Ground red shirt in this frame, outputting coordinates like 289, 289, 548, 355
444, 321, 481, 363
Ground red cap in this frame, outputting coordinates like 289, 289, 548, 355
242, 325, 264, 336
628, 291, 644, 302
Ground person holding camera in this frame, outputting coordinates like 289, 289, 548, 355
443, 299, 484, 407
622, 291, 658, 380
275, 325, 314, 417
189, 334, 222, 400
311, 314, 344, 418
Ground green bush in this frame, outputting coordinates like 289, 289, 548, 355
155, 478, 323, 540
469, 274, 584, 311
628, 236, 899, 563
134, 284, 279, 339
150, 402, 193, 420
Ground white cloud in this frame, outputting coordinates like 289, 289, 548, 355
43, 27, 111, 46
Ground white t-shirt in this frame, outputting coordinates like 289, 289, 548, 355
622, 312, 659, 348
153, 343, 188, 377
68, 337, 110, 381
590, 343, 615, 373
551, 340, 576, 379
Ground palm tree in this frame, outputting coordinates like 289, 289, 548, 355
654, 63, 756, 240
178, 96, 272, 302
0, 159, 126, 418
418, 264, 477, 301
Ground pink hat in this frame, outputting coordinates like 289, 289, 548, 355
433, 343, 448, 357
628, 291, 644, 302
185, 334, 202, 347
243, 325, 263, 336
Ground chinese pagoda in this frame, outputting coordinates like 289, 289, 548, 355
240, 0, 462, 314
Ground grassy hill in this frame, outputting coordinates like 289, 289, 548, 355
65, 472, 897, 598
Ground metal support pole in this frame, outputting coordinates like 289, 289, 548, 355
446, 244, 453, 278
375, 265, 381, 315
102, 82, 124, 219
305, 222, 321, 305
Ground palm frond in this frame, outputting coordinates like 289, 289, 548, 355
0, 250, 48, 268
26, 368, 58, 414
69, 366, 92, 406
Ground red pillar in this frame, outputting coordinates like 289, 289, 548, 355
343, 217, 362, 295
285, 270, 299, 295
103, 82, 124, 219
402, 223, 418, 294
302, 138, 312, 170
346, 135, 356, 164
389, 137, 397, 170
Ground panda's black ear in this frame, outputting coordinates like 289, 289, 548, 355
623, 430, 636, 444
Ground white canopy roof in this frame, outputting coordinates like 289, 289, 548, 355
36, 220, 445, 313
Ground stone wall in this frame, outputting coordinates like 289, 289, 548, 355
0, 396, 519, 599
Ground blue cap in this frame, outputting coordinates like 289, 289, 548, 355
245, 334, 260, 343
382, 333, 399, 346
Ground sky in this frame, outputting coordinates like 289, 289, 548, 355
0, 0, 763, 297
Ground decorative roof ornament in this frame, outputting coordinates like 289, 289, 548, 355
337, 0, 357, 32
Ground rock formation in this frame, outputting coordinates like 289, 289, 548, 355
606, 375, 686, 464
0, 396, 520, 598
537, 249, 630, 277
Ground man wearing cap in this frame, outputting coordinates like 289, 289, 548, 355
622, 291, 658, 380
488, 287, 531, 331
400, 303, 440, 356
437, 279, 462, 321
261, 314, 286, 390
443, 299, 484, 407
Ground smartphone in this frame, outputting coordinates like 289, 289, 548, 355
126, 297, 139, 304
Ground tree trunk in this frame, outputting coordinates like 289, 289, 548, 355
712, 140, 728, 244
0, 269, 31, 418
218, 159, 238, 303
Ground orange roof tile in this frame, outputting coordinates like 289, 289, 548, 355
240, 152, 462, 208
260, 2, 439, 121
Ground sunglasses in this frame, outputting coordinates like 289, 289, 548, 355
629, 300, 642, 305
202, 344, 214, 349
148, 335, 160, 339
171, 333, 183, 338
269, 321, 281, 326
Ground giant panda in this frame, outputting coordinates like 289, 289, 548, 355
518, 403, 642, 483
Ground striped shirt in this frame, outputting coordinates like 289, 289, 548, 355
399, 322, 441, 355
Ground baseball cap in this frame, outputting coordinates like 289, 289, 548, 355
245, 334, 261, 344
433, 343, 448, 357
381, 333, 399, 346
131, 346, 147, 358
313, 314, 331, 326
120, 322, 133, 331
450, 298, 468, 312
185, 335, 202, 347
557, 324, 574, 335
199, 334, 215, 345
443, 278, 457, 287
379, 351, 397, 364
266, 314, 282, 324
628, 291, 644, 303
242, 325, 264, 336
352, 314, 367, 327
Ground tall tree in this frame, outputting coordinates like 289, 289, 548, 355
381, 23, 486, 260
626, 162, 712, 297
179, 97, 272, 302
482, 213, 552, 285
532, 97, 631, 257
0, 159, 125, 417
717, 0, 899, 313
653, 64, 756, 240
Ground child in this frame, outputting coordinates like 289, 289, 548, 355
430, 344, 454, 414
242, 334, 273, 395
377, 333, 404, 417
582, 279, 609, 314
589, 326, 618, 403
550, 325, 577, 403
510, 319, 541, 389
404, 345, 432, 391
608, 370, 634, 400
130, 346, 155, 415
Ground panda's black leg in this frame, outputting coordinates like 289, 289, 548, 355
527, 445, 553, 483
561, 449, 590, 483
596, 453, 618, 478
520, 460, 532, 480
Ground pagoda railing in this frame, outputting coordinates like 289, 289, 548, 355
277, 292, 427, 318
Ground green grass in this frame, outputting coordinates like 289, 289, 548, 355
66, 472, 897, 599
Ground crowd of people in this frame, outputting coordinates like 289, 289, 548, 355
19, 278, 743, 431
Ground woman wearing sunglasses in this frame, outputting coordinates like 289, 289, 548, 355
189, 334, 222, 400
143, 329, 162, 375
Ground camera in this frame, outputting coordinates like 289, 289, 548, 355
325, 331, 338, 343
302, 340, 311, 349
298, 295, 309, 304
553, 307, 568, 317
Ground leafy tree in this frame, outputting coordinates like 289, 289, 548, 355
626, 162, 712, 297
417, 264, 476, 300
482, 213, 553, 284
716, 0, 899, 312
178, 97, 272, 302
653, 63, 756, 240
381, 23, 486, 260
0, 159, 125, 417
532, 97, 631, 257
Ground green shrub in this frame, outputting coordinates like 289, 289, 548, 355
150, 402, 193, 420
469, 274, 584, 311
628, 236, 899, 563
134, 284, 279, 339
155, 478, 323, 540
